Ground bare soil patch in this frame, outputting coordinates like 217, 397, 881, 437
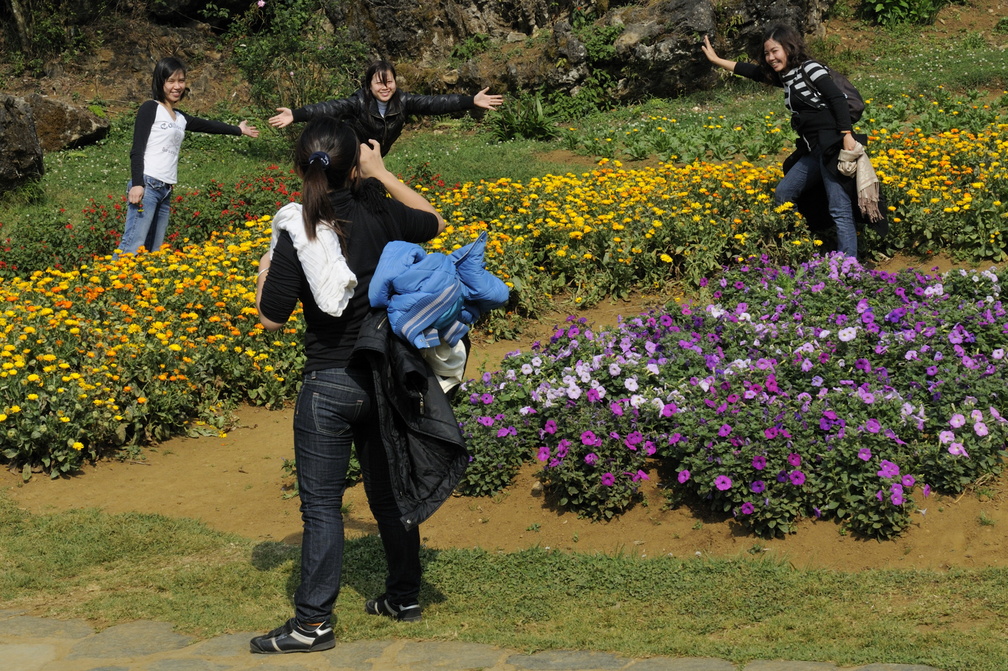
4, 253, 1008, 572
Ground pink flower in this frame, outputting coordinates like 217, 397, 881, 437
677, 469, 690, 483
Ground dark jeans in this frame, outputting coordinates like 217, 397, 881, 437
776, 145, 857, 259
292, 365, 421, 625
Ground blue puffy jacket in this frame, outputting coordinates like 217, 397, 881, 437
369, 231, 509, 349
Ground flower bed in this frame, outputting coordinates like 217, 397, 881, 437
455, 255, 1007, 538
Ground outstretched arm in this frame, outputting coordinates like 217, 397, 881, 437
701, 35, 738, 73
238, 120, 259, 138
473, 87, 503, 110
268, 107, 293, 128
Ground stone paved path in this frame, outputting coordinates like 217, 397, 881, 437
0, 611, 943, 671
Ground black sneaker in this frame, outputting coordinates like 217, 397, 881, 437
249, 618, 335, 654
364, 595, 423, 622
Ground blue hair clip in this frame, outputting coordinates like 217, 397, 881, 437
308, 151, 330, 167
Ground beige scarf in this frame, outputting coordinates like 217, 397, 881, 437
837, 142, 883, 223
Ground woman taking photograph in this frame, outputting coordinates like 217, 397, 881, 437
268, 59, 503, 156
702, 24, 863, 259
251, 116, 454, 654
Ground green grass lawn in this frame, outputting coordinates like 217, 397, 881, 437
2, 494, 1007, 670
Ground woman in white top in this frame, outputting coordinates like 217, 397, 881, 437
116, 57, 259, 257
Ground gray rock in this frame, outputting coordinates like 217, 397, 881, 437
508, 649, 630, 669
67, 620, 195, 659
0, 643, 58, 671
627, 658, 737, 671
0, 615, 94, 640
27, 94, 110, 152
396, 640, 509, 668
0, 94, 44, 194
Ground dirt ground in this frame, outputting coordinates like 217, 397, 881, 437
4, 253, 1008, 572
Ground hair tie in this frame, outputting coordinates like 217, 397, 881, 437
308, 151, 330, 167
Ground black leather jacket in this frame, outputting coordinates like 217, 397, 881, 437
292, 89, 476, 156
351, 309, 469, 530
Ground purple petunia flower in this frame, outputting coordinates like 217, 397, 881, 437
718, 424, 732, 437
752, 455, 767, 470
948, 443, 969, 457
481, 393, 494, 405
581, 430, 597, 445
789, 471, 806, 486
543, 419, 557, 435
858, 448, 872, 461
877, 460, 901, 479
536, 446, 550, 462
751, 480, 766, 494
715, 475, 732, 491
950, 413, 966, 428
740, 502, 755, 515
975, 422, 989, 437
584, 452, 598, 466
601, 472, 616, 487
677, 469, 691, 483
865, 418, 881, 433
787, 453, 801, 468
891, 492, 904, 506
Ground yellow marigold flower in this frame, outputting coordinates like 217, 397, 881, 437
72, 442, 84, 451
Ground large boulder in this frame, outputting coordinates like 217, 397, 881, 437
0, 95, 44, 195
27, 94, 110, 152
320, 0, 832, 100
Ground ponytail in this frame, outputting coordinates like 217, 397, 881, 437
292, 118, 361, 244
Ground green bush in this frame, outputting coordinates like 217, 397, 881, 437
862, 0, 958, 27
227, 0, 368, 110
488, 93, 560, 142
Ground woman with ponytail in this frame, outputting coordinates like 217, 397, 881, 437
252, 116, 445, 654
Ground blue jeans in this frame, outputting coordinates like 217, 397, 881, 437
776, 146, 857, 258
116, 176, 173, 256
292, 365, 421, 625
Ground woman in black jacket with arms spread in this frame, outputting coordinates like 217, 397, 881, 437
268, 60, 503, 156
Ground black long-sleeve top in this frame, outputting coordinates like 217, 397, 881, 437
259, 180, 440, 371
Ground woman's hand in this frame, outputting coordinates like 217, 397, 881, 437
359, 139, 445, 233
842, 133, 858, 152
128, 185, 145, 205
474, 87, 503, 110
701, 35, 736, 72
358, 139, 388, 179
268, 108, 294, 128
239, 120, 260, 138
